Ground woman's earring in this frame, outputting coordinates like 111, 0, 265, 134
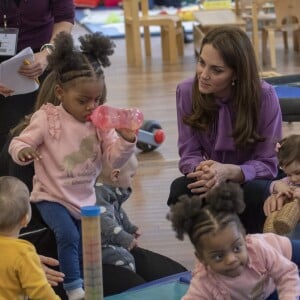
231, 80, 236, 86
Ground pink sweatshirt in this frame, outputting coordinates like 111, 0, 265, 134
183, 233, 300, 300
9, 104, 136, 219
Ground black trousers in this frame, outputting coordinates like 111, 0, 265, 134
0, 71, 49, 151
167, 176, 274, 234
103, 247, 187, 296
0, 91, 37, 150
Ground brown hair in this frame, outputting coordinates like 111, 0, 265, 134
184, 26, 263, 148
0, 176, 30, 231
277, 134, 300, 168
167, 182, 245, 251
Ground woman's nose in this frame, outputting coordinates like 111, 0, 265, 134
201, 69, 210, 80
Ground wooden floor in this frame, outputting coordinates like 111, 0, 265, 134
73, 23, 300, 270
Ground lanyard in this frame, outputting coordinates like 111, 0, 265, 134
2, 0, 9, 29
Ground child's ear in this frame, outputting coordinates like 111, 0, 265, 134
110, 169, 120, 182
20, 213, 30, 228
54, 84, 64, 102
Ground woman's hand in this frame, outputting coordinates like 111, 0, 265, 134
0, 83, 14, 97
18, 147, 42, 162
186, 160, 217, 194
39, 255, 65, 286
187, 160, 244, 195
18, 51, 48, 80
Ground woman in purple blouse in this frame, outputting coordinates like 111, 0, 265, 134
168, 26, 283, 234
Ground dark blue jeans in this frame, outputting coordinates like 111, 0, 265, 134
36, 201, 83, 291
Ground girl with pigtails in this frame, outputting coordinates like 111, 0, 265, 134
168, 182, 300, 300
9, 31, 137, 300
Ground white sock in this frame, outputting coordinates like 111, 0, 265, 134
66, 287, 85, 300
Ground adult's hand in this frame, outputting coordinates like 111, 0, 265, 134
18, 51, 48, 80
39, 255, 65, 286
187, 160, 244, 195
200, 160, 244, 184
186, 160, 217, 194
0, 83, 14, 97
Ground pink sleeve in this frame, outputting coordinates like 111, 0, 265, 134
8, 111, 46, 165
97, 128, 136, 170
182, 275, 211, 300
261, 240, 300, 299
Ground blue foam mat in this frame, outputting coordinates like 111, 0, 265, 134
274, 86, 300, 99
104, 271, 191, 300
104, 281, 189, 300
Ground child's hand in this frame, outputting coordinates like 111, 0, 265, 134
128, 238, 138, 250
263, 194, 288, 216
293, 187, 300, 200
273, 181, 293, 197
18, 147, 42, 162
134, 228, 142, 238
116, 128, 136, 143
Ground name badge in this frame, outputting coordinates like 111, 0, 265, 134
0, 27, 18, 56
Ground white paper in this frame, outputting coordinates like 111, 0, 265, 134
0, 47, 39, 95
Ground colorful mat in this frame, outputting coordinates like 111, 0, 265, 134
75, 7, 195, 38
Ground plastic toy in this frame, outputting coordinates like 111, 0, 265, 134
81, 205, 103, 299
176, 6, 198, 21
137, 120, 165, 152
88, 105, 165, 152
88, 105, 144, 130
263, 197, 300, 235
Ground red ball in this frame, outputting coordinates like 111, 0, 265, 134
154, 129, 165, 144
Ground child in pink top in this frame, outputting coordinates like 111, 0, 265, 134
9, 32, 136, 300
167, 182, 300, 300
